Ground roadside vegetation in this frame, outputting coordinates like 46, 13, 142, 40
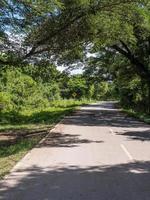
0, 66, 100, 179
0, 97, 90, 179
0, 137, 41, 179
1, 0, 150, 178
122, 109, 150, 124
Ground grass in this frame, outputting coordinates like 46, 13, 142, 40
0, 107, 74, 131
0, 137, 41, 179
0, 99, 91, 179
0, 99, 89, 131
123, 108, 150, 124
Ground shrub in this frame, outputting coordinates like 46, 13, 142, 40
0, 92, 13, 112
0, 69, 49, 111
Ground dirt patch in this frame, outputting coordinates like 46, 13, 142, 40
0, 129, 49, 146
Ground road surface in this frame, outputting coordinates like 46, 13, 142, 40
0, 102, 150, 200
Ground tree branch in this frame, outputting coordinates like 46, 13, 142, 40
112, 44, 150, 82
24, 0, 137, 58
119, 40, 132, 54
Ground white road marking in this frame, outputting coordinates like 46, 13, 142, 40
109, 128, 115, 136
120, 144, 133, 161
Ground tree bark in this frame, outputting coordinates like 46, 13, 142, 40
112, 44, 150, 83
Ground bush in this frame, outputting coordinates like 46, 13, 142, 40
0, 69, 50, 111
0, 92, 13, 112
42, 83, 61, 101
93, 82, 109, 100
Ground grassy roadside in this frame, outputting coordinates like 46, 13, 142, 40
0, 99, 90, 179
122, 109, 150, 124
0, 137, 41, 179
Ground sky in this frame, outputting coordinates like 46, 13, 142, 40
57, 65, 83, 74
57, 52, 97, 74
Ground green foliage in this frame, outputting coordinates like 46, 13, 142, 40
23, 62, 60, 83
0, 92, 13, 112
0, 69, 50, 111
109, 54, 150, 113
93, 82, 109, 100
42, 83, 61, 101
123, 109, 150, 124
0, 137, 42, 179
1, 0, 150, 115
0, 98, 90, 179
0, 0, 142, 66
116, 75, 148, 111
88, 84, 95, 100
66, 76, 87, 99
0, 65, 92, 126
49, 99, 89, 108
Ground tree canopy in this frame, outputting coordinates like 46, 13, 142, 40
1, 0, 150, 113
0, 0, 145, 63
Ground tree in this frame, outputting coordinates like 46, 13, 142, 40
0, 0, 140, 66
1, 0, 150, 113
62, 75, 87, 99
0, 0, 62, 65
22, 60, 60, 83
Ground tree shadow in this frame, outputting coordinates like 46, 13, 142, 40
63, 109, 149, 128
116, 129, 150, 142
0, 161, 150, 200
1, 102, 149, 130
38, 132, 103, 148
0, 130, 48, 147
1, 102, 150, 145
0, 109, 72, 145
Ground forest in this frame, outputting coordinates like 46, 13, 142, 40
0, 0, 150, 178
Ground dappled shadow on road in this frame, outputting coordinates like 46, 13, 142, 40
38, 132, 103, 148
0, 161, 150, 200
63, 109, 149, 128
61, 102, 150, 143
117, 129, 150, 142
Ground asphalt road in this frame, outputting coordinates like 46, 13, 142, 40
0, 102, 150, 200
